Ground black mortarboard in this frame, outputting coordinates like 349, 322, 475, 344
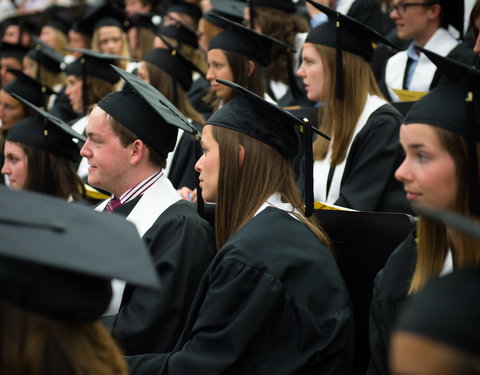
208, 13, 293, 67
3, 69, 55, 107
98, 65, 198, 159
166, 1, 202, 22
44, 5, 73, 35
77, 3, 129, 37
154, 21, 198, 49
206, 0, 247, 24
207, 79, 329, 215
26, 38, 65, 73
143, 47, 193, 91
128, 12, 161, 30
0, 41, 29, 61
9, 93, 85, 162
304, 0, 398, 99
405, 49, 480, 215
395, 266, 480, 357
251, 0, 296, 13
0, 185, 159, 321
0, 13, 43, 38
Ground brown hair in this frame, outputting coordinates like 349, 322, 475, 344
253, 7, 309, 83
205, 50, 266, 110
211, 125, 330, 249
311, 44, 383, 165
470, 0, 480, 39
159, 35, 208, 74
144, 61, 204, 124
106, 111, 166, 169
0, 299, 128, 375
131, 27, 156, 60
410, 127, 480, 293
23, 56, 67, 88
84, 75, 117, 108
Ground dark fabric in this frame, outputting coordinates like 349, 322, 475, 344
336, 104, 412, 214
346, 0, 390, 35
127, 207, 355, 375
186, 76, 213, 118
167, 129, 201, 190
50, 86, 80, 123
366, 233, 417, 375
102, 199, 215, 355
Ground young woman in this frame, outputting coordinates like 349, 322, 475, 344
127, 79, 354, 375
367, 67, 480, 375
296, 1, 411, 213
471, 0, 480, 55
138, 47, 204, 189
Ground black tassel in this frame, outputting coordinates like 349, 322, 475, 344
287, 51, 303, 99
81, 57, 88, 114
302, 121, 314, 217
194, 133, 205, 216
335, 14, 344, 100
466, 83, 480, 215
249, 0, 255, 30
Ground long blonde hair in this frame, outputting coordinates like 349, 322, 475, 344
410, 127, 480, 293
211, 125, 330, 249
91, 27, 131, 70
312, 45, 383, 166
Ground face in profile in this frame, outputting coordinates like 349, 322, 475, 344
0, 90, 26, 130
195, 124, 219, 202
1, 140, 28, 190
65, 75, 83, 113
395, 123, 458, 211
206, 49, 234, 100
297, 43, 328, 103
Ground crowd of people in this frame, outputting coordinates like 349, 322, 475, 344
0, 0, 480, 374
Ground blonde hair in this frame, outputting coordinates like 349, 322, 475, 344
52, 28, 69, 57
23, 56, 67, 88
160, 35, 208, 74
312, 45, 383, 166
410, 128, 480, 293
131, 27, 156, 60
211, 125, 330, 249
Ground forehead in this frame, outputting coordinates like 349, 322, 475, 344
4, 140, 25, 154
0, 90, 18, 104
98, 26, 122, 38
87, 107, 112, 133
207, 48, 227, 61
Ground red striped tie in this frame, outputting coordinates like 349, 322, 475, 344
105, 197, 122, 212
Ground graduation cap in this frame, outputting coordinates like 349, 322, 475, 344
142, 47, 193, 91
247, 0, 296, 31
76, 3, 129, 37
166, 0, 202, 23
98, 65, 197, 160
3, 68, 55, 108
65, 48, 126, 113
395, 266, 480, 357
406, 48, 480, 215
26, 38, 65, 74
0, 42, 29, 61
0, 185, 159, 321
9, 92, 85, 161
154, 20, 198, 49
304, 0, 398, 99
207, 79, 330, 216
0, 13, 43, 40
44, 5, 74, 35
128, 12, 161, 30
205, 0, 247, 24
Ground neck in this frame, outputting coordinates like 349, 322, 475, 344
414, 25, 441, 48
112, 167, 161, 197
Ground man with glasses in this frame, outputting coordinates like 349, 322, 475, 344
380, 0, 475, 102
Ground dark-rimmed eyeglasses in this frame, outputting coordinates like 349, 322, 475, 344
388, 2, 439, 15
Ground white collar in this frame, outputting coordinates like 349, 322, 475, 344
254, 192, 301, 218
439, 250, 454, 277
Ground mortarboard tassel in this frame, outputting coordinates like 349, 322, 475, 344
335, 13, 344, 100
286, 50, 303, 99
249, 0, 255, 30
302, 119, 314, 217
194, 132, 205, 216
81, 56, 88, 115
466, 80, 480, 215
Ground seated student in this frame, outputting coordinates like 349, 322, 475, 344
126, 79, 355, 375
80, 68, 215, 355
296, 1, 411, 213
391, 266, 480, 375
0, 69, 53, 140
367, 56, 480, 375
0, 42, 29, 87
380, 0, 475, 102
1, 95, 85, 200
243, 0, 311, 106
0, 184, 159, 375
39, 6, 72, 57
164, 0, 202, 30
139, 46, 204, 190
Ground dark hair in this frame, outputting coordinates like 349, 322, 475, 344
470, 0, 480, 39
106, 113, 167, 169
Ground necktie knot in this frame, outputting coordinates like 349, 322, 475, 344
105, 197, 122, 212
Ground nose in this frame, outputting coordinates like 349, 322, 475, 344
390, 6, 400, 20
80, 141, 92, 158
474, 34, 480, 55
195, 154, 204, 173
394, 157, 410, 183
296, 62, 305, 78
205, 66, 215, 81
1, 160, 9, 175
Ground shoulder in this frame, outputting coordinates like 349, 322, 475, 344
356, 103, 403, 140
155, 200, 212, 228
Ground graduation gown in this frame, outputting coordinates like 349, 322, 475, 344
127, 206, 355, 375
314, 99, 412, 214
366, 234, 417, 375
101, 188, 215, 355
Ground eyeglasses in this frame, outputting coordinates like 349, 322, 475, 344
388, 2, 439, 15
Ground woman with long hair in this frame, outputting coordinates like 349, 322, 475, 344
296, 1, 411, 213
127, 79, 354, 375
367, 56, 480, 375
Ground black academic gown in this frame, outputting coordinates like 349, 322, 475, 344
102, 198, 215, 355
127, 207, 355, 375
334, 105, 412, 214
366, 233, 417, 375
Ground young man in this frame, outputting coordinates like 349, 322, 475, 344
80, 69, 215, 356
381, 0, 475, 102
